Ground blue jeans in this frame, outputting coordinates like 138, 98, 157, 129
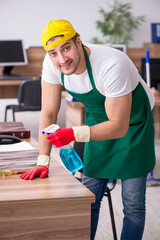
82, 175, 147, 240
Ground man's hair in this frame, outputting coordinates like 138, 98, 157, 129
72, 33, 79, 43
72, 33, 84, 48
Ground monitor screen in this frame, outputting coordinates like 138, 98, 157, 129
0, 40, 28, 66
108, 44, 126, 53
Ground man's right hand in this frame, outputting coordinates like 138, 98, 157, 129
20, 165, 48, 180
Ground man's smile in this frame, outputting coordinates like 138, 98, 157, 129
60, 60, 72, 69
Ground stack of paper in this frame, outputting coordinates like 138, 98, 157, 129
0, 141, 39, 172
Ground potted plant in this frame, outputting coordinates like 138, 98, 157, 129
91, 0, 146, 45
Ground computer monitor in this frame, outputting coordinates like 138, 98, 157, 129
140, 58, 160, 90
0, 40, 28, 76
109, 44, 126, 54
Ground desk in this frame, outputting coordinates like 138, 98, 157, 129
154, 99, 160, 138
0, 140, 95, 240
0, 77, 37, 99
0, 80, 23, 98
62, 91, 85, 127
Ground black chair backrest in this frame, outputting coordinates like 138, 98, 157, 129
73, 142, 85, 173
73, 142, 85, 161
140, 58, 160, 89
18, 78, 41, 107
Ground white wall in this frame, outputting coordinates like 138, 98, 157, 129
0, 0, 160, 49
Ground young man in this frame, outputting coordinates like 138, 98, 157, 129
20, 19, 156, 240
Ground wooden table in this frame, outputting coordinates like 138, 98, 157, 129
0, 140, 95, 240
61, 91, 85, 127
154, 99, 160, 138
0, 78, 37, 99
0, 80, 23, 98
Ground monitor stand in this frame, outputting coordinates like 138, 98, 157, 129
0, 66, 22, 80
3, 66, 14, 76
2, 66, 20, 78
0, 66, 33, 80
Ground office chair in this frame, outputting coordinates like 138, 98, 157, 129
4, 78, 41, 122
140, 58, 160, 185
73, 141, 117, 240
140, 58, 160, 89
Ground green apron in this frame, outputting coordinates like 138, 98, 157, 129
61, 48, 156, 179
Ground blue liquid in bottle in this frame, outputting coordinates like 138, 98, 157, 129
59, 145, 83, 173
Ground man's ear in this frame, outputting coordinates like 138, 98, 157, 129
76, 37, 82, 50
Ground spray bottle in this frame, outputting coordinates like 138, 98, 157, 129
42, 124, 83, 173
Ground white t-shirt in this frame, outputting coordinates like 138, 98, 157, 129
42, 43, 155, 109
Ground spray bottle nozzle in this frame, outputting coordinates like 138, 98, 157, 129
42, 124, 60, 134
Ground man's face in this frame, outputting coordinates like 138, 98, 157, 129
47, 37, 81, 75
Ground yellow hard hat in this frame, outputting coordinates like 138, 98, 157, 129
41, 19, 80, 50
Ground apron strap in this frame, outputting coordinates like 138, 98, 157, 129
61, 71, 64, 86
61, 48, 96, 89
83, 48, 96, 89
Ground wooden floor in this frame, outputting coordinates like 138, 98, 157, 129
95, 181, 160, 240
0, 102, 160, 240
